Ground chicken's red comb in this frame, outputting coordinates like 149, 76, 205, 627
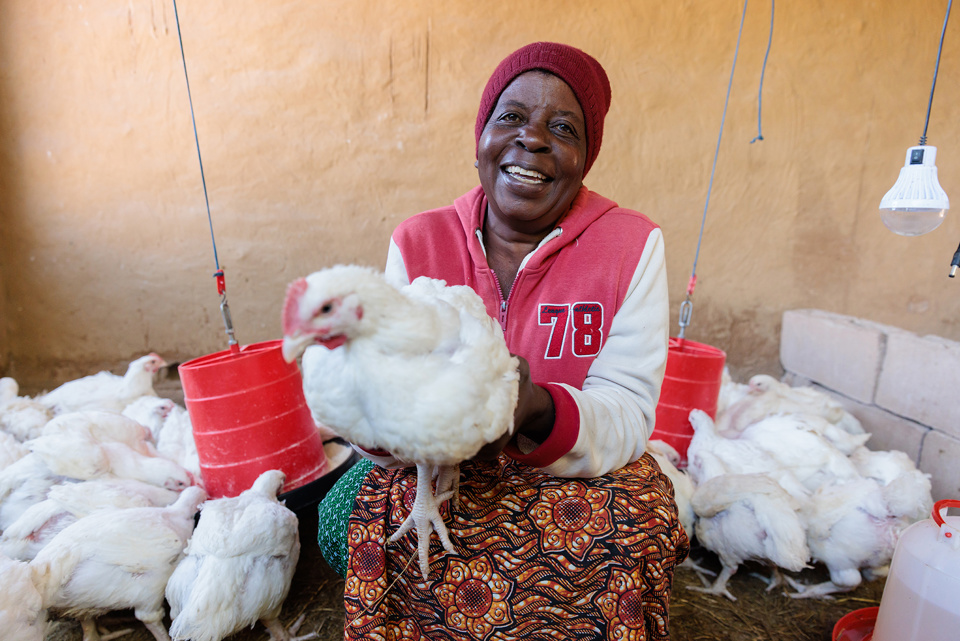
282, 277, 308, 336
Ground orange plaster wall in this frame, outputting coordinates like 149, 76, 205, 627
1, 0, 959, 388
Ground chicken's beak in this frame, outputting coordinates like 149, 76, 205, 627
282, 333, 314, 363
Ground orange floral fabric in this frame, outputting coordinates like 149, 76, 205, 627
342, 453, 688, 640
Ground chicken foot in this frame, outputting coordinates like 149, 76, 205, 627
388, 463, 456, 579
784, 574, 855, 599
262, 613, 318, 641
687, 563, 739, 601
678, 556, 717, 579
748, 567, 790, 592
78, 617, 134, 641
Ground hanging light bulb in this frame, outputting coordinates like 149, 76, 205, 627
879, 145, 949, 236
879, 0, 953, 243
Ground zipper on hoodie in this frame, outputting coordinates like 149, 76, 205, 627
477, 226, 562, 333
489, 269, 510, 331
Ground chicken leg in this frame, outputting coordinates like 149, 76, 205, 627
388, 463, 456, 578
687, 563, 739, 601
435, 464, 461, 509
785, 571, 861, 599
261, 614, 319, 641
78, 616, 136, 641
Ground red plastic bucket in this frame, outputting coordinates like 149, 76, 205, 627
833, 607, 878, 641
652, 337, 726, 468
179, 339, 328, 499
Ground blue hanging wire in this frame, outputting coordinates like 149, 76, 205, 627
750, 0, 775, 144
172, 0, 240, 352
678, 0, 775, 339
679, 0, 750, 341
921, 0, 952, 147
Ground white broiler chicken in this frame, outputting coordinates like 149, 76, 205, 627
0, 430, 28, 470
788, 473, 929, 599
849, 447, 934, 522
0, 377, 18, 405
716, 374, 864, 437
0, 378, 53, 443
0, 552, 48, 641
121, 397, 203, 486
37, 353, 168, 415
646, 440, 696, 540
0, 454, 66, 531
29, 485, 206, 641
154, 404, 203, 487
716, 367, 751, 416
685, 409, 809, 500
166, 470, 310, 641
736, 414, 862, 493
27, 411, 193, 491
281, 265, 519, 578
0, 399, 53, 444
1, 478, 180, 561
28, 435, 191, 491
123, 396, 178, 442
689, 473, 810, 601
40, 410, 159, 455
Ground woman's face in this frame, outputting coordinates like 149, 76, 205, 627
477, 71, 587, 236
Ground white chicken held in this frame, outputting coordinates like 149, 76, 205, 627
281, 265, 519, 578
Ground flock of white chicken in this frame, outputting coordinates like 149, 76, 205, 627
0, 341, 937, 639
0, 355, 312, 641
650, 370, 934, 601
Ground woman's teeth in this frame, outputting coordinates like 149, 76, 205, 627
505, 166, 548, 184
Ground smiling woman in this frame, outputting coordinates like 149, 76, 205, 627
478, 71, 589, 297
316, 41, 687, 640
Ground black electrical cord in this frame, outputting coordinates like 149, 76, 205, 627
920, 0, 958, 278
920, 0, 952, 146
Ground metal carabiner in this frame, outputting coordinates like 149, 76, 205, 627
215, 270, 240, 354
678, 297, 693, 340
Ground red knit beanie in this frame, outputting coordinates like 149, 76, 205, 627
475, 42, 612, 178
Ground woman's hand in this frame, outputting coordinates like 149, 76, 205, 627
512, 354, 555, 444
471, 354, 555, 461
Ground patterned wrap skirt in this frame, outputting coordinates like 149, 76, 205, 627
340, 452, 689, 641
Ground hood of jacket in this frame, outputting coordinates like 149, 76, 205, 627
452, 184, 621, 270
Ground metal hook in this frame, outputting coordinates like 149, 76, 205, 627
678, 298, 693, 340
214, 270, 239, 354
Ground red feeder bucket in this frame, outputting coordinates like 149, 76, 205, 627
652, 337, 726, 468
179, 339, 328, 499
833, 607, 878, 641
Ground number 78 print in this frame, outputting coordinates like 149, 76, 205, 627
538, 302, 604, 359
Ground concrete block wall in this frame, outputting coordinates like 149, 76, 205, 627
780, 309, 959, 502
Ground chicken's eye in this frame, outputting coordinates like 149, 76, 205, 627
320, 303, 334, 314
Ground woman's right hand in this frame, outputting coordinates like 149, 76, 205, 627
511, 354, 555, 446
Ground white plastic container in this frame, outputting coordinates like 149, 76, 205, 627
872, 499, 960, 641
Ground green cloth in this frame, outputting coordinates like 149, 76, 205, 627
316, 456, 375, 577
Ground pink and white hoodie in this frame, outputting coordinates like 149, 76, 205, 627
361, 184, 669, 478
